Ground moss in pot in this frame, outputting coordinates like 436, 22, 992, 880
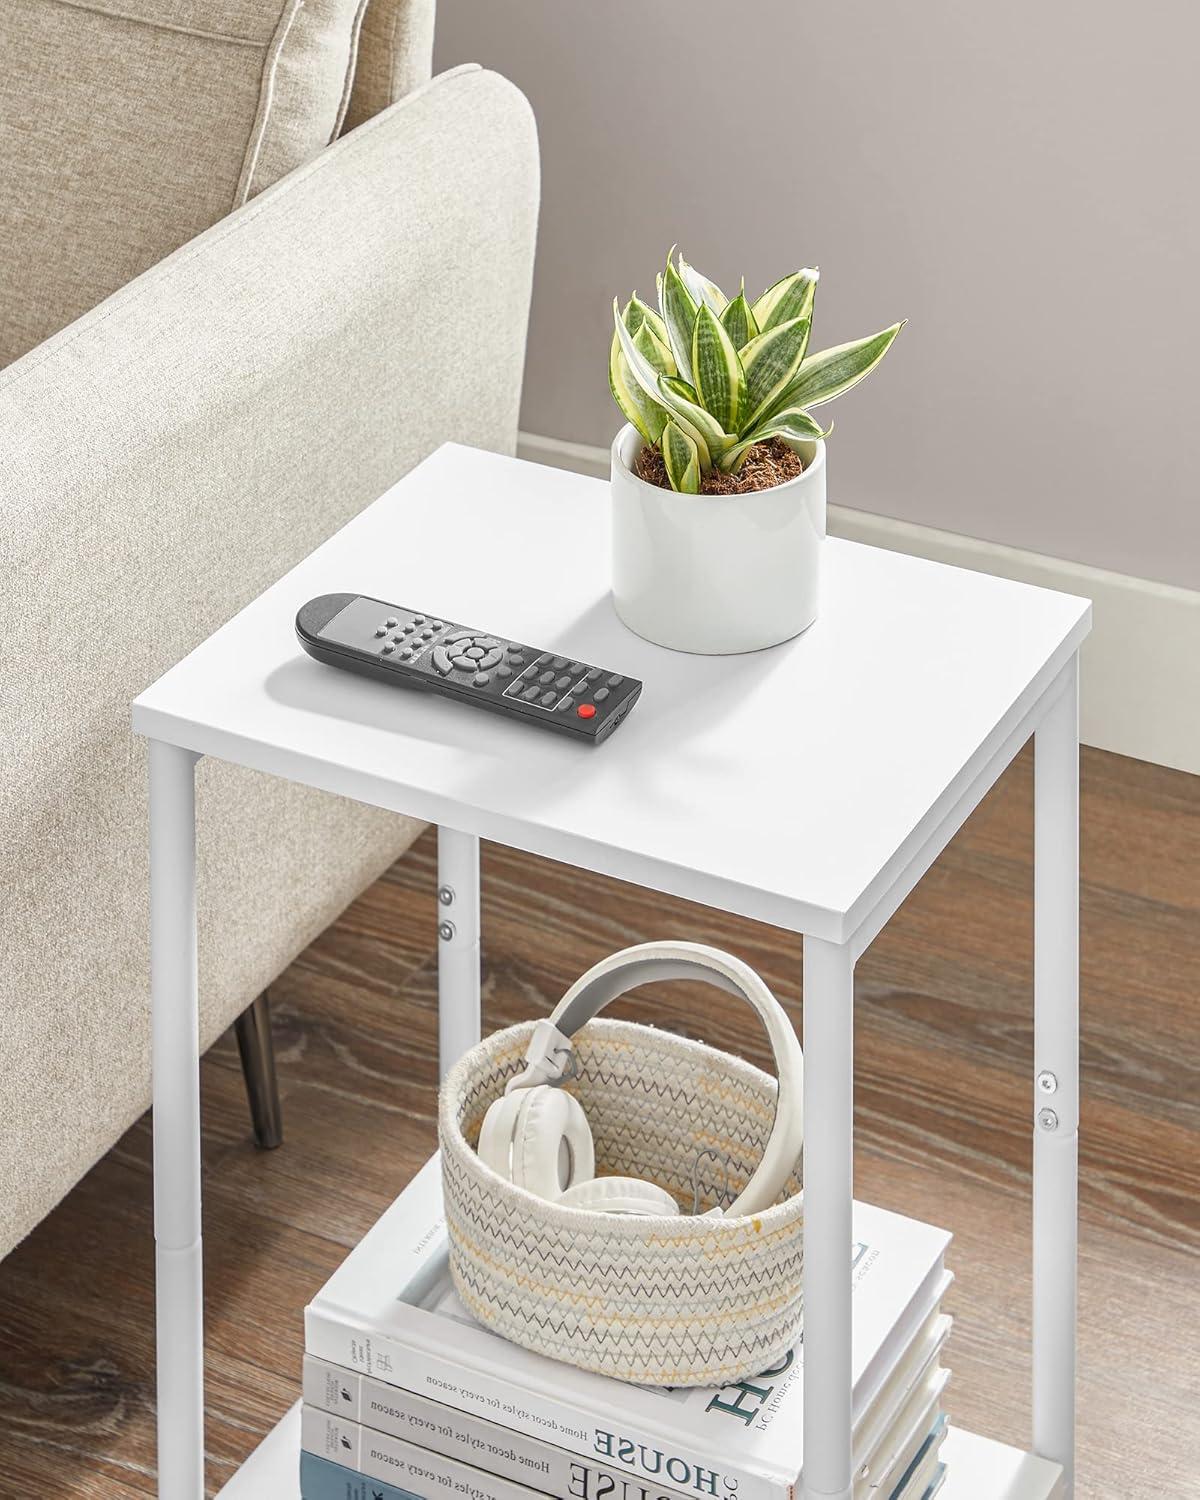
608, 251, 903, 653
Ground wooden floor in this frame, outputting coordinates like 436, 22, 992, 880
0, 745, 1196, 1497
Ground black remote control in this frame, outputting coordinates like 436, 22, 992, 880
295, 594, 642, 744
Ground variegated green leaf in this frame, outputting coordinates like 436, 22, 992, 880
661, 374, 700, 404
608, 313, 676, 442
755, 406, 829, 442
609, 340, 668, 444
654, 373, 734, 466
661, 419, 701, 493
777, 322, 905, 411
751, 268, 819, 333
677, 256, 728, 315
691, 303, 744, 433
612, 301, 713, 468
632, 319, 677, 376
623, 294, 669, 347
658, 259, 700, 385
720, 287, 758, 351
739, 315, 812, 430
721, 410, 829, 472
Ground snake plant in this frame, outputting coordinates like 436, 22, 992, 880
611, 251, 903, 493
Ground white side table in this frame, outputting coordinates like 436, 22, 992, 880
133, 443, 1090, 1500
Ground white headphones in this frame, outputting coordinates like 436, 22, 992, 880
477, 942, 803, 1218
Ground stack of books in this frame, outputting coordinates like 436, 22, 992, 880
300, 1157, 953, 1500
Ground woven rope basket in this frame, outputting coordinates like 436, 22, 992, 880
438, 1016, 804, 1387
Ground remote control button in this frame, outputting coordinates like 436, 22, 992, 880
421, 628, 434, 639
432, 620, 445, 630
585, 668, 601, 683
403, 622, 416, 633
374, 627, 387, 637
392, 633, 405, 643
475, 637, 503, 651
522, 686, 540, 702
465, 647, 485, 660
474, 672, 490, 686
507, 654, 525, 668
607, 674, 623, 687
577, 703, 596, 719
540, 690, 557, 706
551, 656, 567, 670
555, 675, 571, 690
445, 629, 473, 643
594, 687, 610, 702
538, 670, 554, 684
385, 618, 398, 627
478, 649, 504, 670
567, 662, 583, 674
432, 647, 452, 674
399, 647, 413, 659
381, 644, 395, 654
560, 697, 575, 712
413, 615, 426, 624
497, 665, 512, 678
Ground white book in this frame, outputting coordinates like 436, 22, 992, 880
303, 1387, 948, 1500
306, 1156, 952, 1500
303, 1312, 950, 1500
303, 1355, 694, 1500
301, 1405, 546, 1500
855, 1366, 948, 1499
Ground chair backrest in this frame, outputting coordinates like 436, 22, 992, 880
345, 0, 436, 134
0, 0, 433, 369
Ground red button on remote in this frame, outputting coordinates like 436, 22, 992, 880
577, 704, 596, 719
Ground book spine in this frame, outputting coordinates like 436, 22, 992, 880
302, 1406, 548, 1500
305, 1309, 783, 1500
300, 1451, 420, 1500
304, 1355, 695, 1500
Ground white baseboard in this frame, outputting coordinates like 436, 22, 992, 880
517, 432, 1200, 774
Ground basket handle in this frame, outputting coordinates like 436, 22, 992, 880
506, 941, 803, 1218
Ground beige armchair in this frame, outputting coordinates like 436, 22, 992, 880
0, 6, 539, 1257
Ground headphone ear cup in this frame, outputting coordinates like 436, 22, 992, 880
558, 1176, 680, 1218
511, 1087, 596, 1200
477, 1091, 529, 1182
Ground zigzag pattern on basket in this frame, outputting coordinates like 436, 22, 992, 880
439, 1017, 804, 1386
443, 1163, 804, 1293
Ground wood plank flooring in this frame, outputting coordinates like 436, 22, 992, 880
0, 745, 1196, 1496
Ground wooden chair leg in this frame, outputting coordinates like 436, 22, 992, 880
234, 989, 283, 1149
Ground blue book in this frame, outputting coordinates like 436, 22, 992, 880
890, 1414, 947, 1500
301, 1451, 422, 1500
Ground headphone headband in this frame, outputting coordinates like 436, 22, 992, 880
506, 942, 803, 1217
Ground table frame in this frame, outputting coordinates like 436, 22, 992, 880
147, 654, 1079, 1500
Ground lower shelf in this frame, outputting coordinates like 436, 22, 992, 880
216, 1403, 1065, 1500
940, 1427, 1064, 1499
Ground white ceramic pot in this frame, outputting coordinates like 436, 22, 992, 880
610, 424, 827, 655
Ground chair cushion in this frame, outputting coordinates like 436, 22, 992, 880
0, 0, 368, 368
343, 0, 434, 134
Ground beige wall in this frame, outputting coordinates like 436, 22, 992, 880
436, 1, 1199, 590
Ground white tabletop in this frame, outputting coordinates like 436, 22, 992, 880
133, 444, 1090, 941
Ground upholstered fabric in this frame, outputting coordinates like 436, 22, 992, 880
0, 65, 540, 1257
344, 0, 435, 132
0, 0, 369, 369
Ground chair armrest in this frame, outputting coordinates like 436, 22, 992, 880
0, 64, 538, 845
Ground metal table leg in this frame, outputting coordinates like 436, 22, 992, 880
150, 741, 204, 1499
437, 828, 482, 1079
802, 935, 856, 1500
1033, 655, 1080, 1494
